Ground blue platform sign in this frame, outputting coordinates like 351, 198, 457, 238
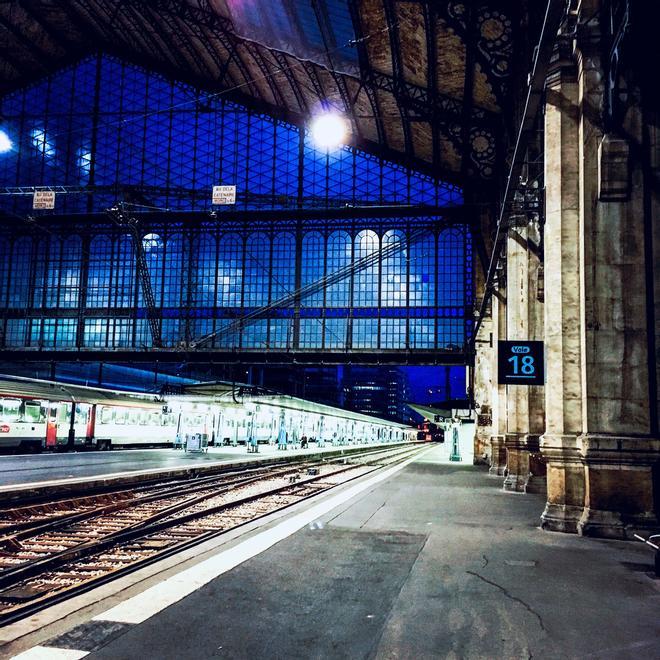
498, 341, 545, 386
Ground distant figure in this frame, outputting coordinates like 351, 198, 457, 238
301, 435, 308, 449
248, 435, 258, 453
277, 426, 287, 450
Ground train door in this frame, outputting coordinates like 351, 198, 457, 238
86, 404, 96, 443
74, 404, 90, 445
45, 404, 57, 447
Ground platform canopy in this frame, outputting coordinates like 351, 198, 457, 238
0, 0, 529, 186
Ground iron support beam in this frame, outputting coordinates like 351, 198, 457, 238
472, 0, 569, 345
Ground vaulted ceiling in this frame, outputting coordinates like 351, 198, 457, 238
0, 0, 526, 187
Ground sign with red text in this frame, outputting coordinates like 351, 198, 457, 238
33, 190, 56, 209
212, 185, 236, 205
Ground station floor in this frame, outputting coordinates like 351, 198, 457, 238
0, 442, 380, 489
7, 444, 660, 659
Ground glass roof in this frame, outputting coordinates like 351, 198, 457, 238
220, 0, 359, 75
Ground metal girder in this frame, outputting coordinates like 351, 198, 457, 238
310, 0, 357, 134
12, 1, 78, 53
107, 204, 163, 348
472, 0, 570, 344
135, 4, 200, 73
268, 49, 309, 114
422, 2, 440, 170
59, 1, 114, 49
459, 5, 477, 179
130, 0, 257, 96
381, 0, 414, 161
0, 10, 51, 70
141, 3, 217, 81
0, 44, 25, 77
0, 349, 468, 366
243, 41, 285, 108
300, 59, 326, 108
3, 205, 464, 229
346, 0, 386, 145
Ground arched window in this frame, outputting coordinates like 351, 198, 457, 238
326, 231, 351, 307
353, 230, 379, 307
271, 232, 295, 303
32, 239, 48, 309
217, 233, 243, 308
244, 232, 270, 307
163, 234, 186, 307
87, 236, 112, 307
112, 235, 136, 308
7, 236, 32, 308
409, 233, 435, 306
438, 229, 465, 306
301, 231, 324, 306
191, 233, 216, 306
381, 229, 406, 307
57, 235, 82, 308
0, 237, 10, 308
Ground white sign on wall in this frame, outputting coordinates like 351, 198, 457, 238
212, 185, 236, 205
33, 190, 56, 210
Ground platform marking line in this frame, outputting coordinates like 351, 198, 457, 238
0, 443, 399, 493
93, 450, 428, 625
10, 449, 428, 660
11, 646, 89, 660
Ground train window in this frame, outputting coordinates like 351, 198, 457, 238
75, 404, 88, 424
149, 412, 160, 426
100, 407, 113, 424
114, 409, 127, 425
24, 401, 42, 423
0, 399, 21, 422
139, 411, 149, 426
60, 403, 71, 423
127, 410, 138, 425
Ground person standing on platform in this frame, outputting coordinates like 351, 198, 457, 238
277, 425, 287, 450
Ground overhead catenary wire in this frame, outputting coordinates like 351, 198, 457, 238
470, 0, 569, 347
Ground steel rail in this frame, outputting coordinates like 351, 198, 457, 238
0, 444, 424, 624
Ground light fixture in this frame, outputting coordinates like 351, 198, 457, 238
310, 112, 347, 150
0, 129, 12, 153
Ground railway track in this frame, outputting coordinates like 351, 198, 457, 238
0, 444, 424, 624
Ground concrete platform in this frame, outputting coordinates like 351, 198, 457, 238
6, 445, 660, 659
0, 442, 401, 502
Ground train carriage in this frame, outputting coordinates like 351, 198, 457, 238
0, 375, 418, 453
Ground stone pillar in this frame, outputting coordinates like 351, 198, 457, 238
540, 43, 586, 533
489, 288, 507, 475
473, 314, 493, 465
503, 223, 545, 492
574, 3, 660, 538
526, 220, 547, 494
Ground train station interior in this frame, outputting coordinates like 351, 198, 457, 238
0, 0, 659, 657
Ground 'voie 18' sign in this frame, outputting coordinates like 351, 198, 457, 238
498, 341, 545, 386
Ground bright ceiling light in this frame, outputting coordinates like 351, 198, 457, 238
0, 130, 12, 153
310, 112, 347, 150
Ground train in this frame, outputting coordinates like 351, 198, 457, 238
0, 375, 416, 452
416, 420, 445, 443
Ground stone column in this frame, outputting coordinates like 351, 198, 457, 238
502, 224, 545, 491
473, 314, 493, 465
489, 287, 507, 475
540, 44, 586, 533
526, 219, 547, 494
574, 2, 660, 538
